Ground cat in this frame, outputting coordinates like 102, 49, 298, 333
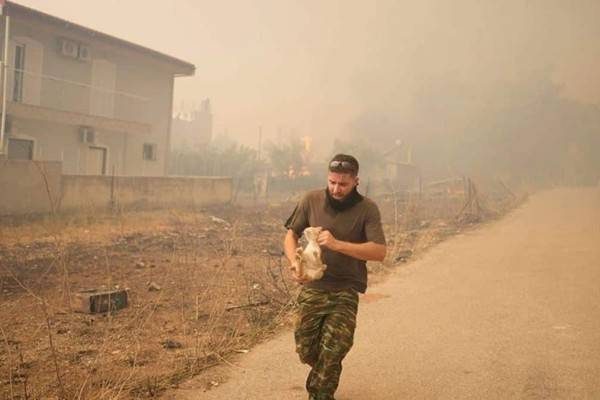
293, 226, 327, 281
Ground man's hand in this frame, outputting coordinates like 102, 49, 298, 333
317, 230, 339, 251
317, 230, 387, 261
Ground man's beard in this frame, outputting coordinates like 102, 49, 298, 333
325, 187, 363, 211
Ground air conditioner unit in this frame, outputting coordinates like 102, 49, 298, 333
79, 126, 95, 144
78, 45, 91, 61
59, 39, 78, 58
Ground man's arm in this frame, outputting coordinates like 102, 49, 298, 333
284, 229, 299, 263
284, 229, 312, 283
317, 230, 386, 261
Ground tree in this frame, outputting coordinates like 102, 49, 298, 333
266, 138, 305, 178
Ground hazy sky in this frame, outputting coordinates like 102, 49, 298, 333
14, 0, 600, 150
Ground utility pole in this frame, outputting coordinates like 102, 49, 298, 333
257, 125, 262, 161
0, 0, 9, 155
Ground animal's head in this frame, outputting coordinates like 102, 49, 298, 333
303, 226, 322, 241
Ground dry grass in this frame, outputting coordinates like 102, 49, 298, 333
0, 181, 524, 398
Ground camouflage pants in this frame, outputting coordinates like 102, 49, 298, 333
294, 286, 359, 400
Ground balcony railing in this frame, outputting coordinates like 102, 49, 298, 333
2, 67, 151, 124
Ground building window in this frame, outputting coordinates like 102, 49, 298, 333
12, 44, 25, 102
143, 143, 157, 160
11, 37, 43, 106
8, 138, 33, 160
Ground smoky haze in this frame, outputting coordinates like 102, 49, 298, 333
19, 0, 600, 185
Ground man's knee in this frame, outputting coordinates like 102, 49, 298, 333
295, 329, 320, 366
321, 315, 356, 356
298, 350, 317, 366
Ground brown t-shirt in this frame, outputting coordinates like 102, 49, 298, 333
285, 189, 386, 293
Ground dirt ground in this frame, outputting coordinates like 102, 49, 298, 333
0, 190, 512, 399
166, 188, 600, 400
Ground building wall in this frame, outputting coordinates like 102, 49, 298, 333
11, 119, 130, 175
116, 63, 174, 176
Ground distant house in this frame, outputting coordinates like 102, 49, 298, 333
0, 1, 195, 176
383, 140, 420, 191
171, 98, 213, 150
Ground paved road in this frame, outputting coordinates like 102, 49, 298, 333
168, 188, 600, 400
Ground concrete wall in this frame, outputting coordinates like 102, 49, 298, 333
0, 160, 232, 216
60, 174, 232, 212
0, 159, 62, 215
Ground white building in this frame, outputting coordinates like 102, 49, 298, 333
0, 1, 195, 175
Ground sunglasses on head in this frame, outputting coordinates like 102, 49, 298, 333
329, 160, 353, 169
